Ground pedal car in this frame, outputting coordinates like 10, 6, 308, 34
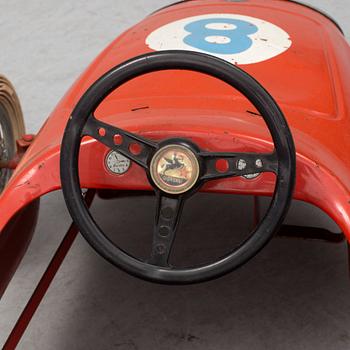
1, 0, 349, 347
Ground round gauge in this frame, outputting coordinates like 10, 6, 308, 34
105, 150, 131, 175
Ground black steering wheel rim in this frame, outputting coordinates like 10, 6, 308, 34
60, 50, 296, 284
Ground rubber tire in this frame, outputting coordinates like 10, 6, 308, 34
0, 75, 25, 192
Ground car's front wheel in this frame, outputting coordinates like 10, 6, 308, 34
0, 75, 25, 192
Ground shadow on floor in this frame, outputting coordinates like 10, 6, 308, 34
12, 193, 349, 350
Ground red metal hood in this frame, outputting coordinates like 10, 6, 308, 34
66, 0, 344, 115
20, 0, 349, 145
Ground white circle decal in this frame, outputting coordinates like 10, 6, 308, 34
146, 14, 292, 65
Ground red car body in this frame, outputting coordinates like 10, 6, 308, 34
1, 0, 349, 306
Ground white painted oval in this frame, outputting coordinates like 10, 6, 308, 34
146, 14, 292, 65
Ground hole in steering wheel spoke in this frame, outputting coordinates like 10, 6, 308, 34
113, 134, 123, 145
129, 142, 143, 156
215, 159, 230, 173
98, 127, 106, 137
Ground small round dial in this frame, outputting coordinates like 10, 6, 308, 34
105, 151, 131, 175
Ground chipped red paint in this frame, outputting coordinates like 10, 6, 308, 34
0, 135, 35, 169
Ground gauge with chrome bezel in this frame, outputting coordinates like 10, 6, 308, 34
105, 150, 131, 175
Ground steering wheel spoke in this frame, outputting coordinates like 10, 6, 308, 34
83, 115, 157, 169
199, 151, 278, 181
149, 193, 184, 267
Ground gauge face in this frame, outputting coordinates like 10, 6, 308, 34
105, 151, 131, 175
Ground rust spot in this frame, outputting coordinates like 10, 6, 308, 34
246, 110, 262, 117
131, 106, 150, 112
14, 180, 30, 188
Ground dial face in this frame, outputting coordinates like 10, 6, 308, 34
105, 151, 131, 175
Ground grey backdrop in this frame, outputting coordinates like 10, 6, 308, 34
0, 1, 350, 349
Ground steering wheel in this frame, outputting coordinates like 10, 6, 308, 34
60, 51, 296, 284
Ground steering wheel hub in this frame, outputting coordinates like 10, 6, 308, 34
150, 144, 200, 195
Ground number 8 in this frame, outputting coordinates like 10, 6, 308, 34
184, 18, 258, 55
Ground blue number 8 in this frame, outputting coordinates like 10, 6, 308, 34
184, 18, 258, 55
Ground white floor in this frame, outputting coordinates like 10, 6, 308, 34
0, 1, 350, 349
